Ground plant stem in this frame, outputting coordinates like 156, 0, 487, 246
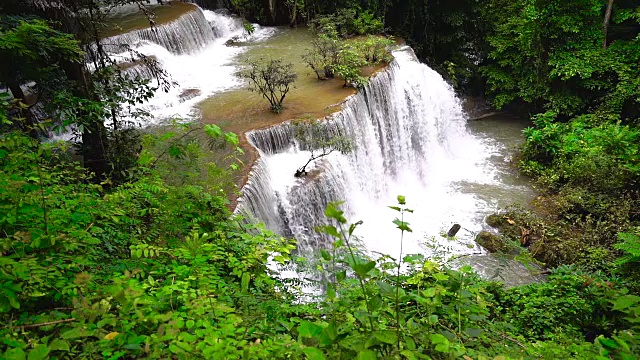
395, 209, 404, 350
338, 222, 375, 332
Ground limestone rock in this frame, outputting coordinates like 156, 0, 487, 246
476, 231, 506, 253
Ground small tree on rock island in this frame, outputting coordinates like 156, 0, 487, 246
240, 58, 297, 113
302, 35, 341, 80
293, 118, 352, 178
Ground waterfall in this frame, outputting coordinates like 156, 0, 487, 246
202, 9, 244, 39
98, 7, 273, 123
238, 46, 498, 257
100, 7, 218, 55
189, 0, 226, 10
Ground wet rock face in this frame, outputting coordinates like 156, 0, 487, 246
179, 88, 201, 102
476, 231, 506, 253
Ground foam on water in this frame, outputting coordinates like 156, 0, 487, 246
237, 46, 522, 259
105, 7, 276, 123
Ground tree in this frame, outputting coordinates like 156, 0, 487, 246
2, 0, 171, 182
603, 0, 615, 48
481, 0, 639, 117
0, 19, 84, 137
292, 118, 351, 177
302, 34, 341, 80
241, 58, 298, 113
353, 35, 395, 64
334, 46, 368, 88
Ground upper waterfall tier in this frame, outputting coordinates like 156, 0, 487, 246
100, 7, 231, 55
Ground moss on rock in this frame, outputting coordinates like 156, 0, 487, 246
476, 231, 507, 253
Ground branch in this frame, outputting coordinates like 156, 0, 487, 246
21, 318, 76, 329
603, 0, 615, 48
149, 127, 199, 169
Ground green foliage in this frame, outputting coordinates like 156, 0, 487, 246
615, 230, 640, 266
495, 266, 617, 339
312, 8, 384, 38
0, 130, 300, 359
481, 0, 640, 116
138, 122, 244, 193
2, 127, 640, 360
302, 34, 341, 80
521, 112, 640, 193
0, 18, 84, 133
243, 20, 256, 35
334, 45, 368, 88
517, 110, 639, 269
352, 35, 395, 64
303, 33, 393, 86
240, 58, 298, 113
292, 117, 352, 177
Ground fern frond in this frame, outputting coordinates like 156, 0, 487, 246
615, 231, 640, 265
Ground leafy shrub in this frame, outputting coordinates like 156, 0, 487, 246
312, 8, 384, 38
522, 113, 640, 194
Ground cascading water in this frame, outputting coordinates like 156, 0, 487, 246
101, 8, 217, 55
104, 6, 275, 123
238, 46, 518, 259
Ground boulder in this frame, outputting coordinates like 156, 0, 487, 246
476, 231, 507, 253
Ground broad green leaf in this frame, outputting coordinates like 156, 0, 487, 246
423, 287, 437, 298
465, 328, 482, 338
27, 345, 49, 360
599, 337, 619, 350
369, 294, 383, 311
613, 295, 640, 311
435, 343, 450, 353
204, 124, 223, 138
1, 338, 24, 349
357, 350, 377, 360
430, 333, 448, 345
317, 225, 340, 238
405, 336, 416, 350
326, 283, 336, 299
403, 254, 424, 263
352, 261, 376, 277
376, 281, 394, 297
325, 202, 347, 224
373, 330, 397, 344
4, 348, 26, 360
61, 328, 91, 340
224, 132, 239, 147
303, 347, 326, 360
319, 322, 338, 346
392, 219, 412, 232
320, 249, 331, 261
400, 350, 417, 360
298, 321, 323, 338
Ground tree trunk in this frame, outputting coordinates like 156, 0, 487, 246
7, 80, 39, 138
289, 0, 297, 27
603, 0, 614, 48
63, 61, 110, 181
